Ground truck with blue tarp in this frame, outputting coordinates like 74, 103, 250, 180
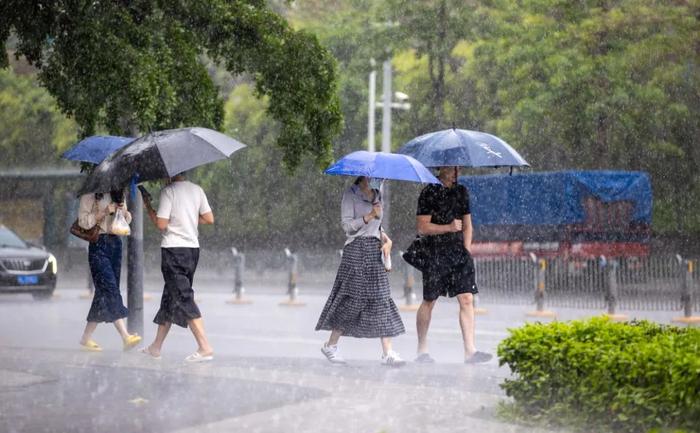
459, 170, 652, 259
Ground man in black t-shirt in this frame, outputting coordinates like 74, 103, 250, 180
413, 166, 492, 364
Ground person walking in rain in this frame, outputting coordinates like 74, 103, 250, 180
316, 176, 405, 366
77, 188, 142, 352
139, 172, 215, 362
413, 166, 491, 364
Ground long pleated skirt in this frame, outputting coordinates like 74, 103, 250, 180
315, 237, 405, 338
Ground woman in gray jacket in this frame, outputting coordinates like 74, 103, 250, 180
315, 176, 405, 366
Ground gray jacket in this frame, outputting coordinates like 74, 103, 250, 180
341, 184, 383, 245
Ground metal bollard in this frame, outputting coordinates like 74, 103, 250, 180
398, 252, 419, 312
673, 256, 700, 324
526, 253, 556, 318
601, 256, 627, 321
280, 248, 305, 306
227, 247, 252, 305
473, 257, 488, 315
473, 293, 488, 315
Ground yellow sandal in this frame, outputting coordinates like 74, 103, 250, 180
123, 334, 142, 351
80, 340, 102, 352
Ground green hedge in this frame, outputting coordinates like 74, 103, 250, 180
497, 318, 700, 433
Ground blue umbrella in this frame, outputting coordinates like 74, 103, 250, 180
397, 128, 529, 168
61, 135, 134, 164
325, 151, 440, 183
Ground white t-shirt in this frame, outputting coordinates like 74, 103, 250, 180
156, 181, 212, 248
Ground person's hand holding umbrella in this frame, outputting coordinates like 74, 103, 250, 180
364, 202, 382, 223
136, 185, 160, 230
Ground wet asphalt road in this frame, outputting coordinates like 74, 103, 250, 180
0, 281, 686, 433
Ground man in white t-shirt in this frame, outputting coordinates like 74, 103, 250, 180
140, 173, 215, 363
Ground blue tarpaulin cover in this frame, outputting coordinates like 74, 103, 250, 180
459, 171, 652, 227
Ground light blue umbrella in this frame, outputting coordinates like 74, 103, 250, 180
325, 151, 440, 183
61, 135, 134, 164
398, 128, 529, 168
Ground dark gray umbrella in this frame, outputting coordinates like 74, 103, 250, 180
78, 127, 246, 194
397, 128, 529, 168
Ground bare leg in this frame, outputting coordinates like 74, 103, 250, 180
113, 319, 131, 340
80, 322, 98, 345
327, 329, 342, 347
457, 293, 477, 357
146, 322, 172, 357
188, 318, 213, 356
380, 337, 392, 356
416, 299, 436, 354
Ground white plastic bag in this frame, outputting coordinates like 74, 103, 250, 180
382, 249, 392, 272
110, 209, 131, 236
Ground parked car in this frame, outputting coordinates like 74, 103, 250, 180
0, 225, 57, 300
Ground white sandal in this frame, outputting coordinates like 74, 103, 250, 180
184, 351, 213, 363
139, 347, 162, 360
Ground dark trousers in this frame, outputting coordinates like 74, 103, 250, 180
153, 247, 201, 328
87, 234, 128, 322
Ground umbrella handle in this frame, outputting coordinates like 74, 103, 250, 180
137, 185, 152, 202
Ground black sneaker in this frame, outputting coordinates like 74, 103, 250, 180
414, 353, 436, 364
464, 351, 492, 364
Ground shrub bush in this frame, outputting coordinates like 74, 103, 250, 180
497, 318, 700, 433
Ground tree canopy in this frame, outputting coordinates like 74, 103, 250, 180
0, 0, 342, 169
2, 0, 699, 248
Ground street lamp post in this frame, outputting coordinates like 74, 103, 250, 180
368, 59, 377, 153
367, 58, 411, 232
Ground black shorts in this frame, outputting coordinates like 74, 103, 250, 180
153, 247, 202, 328
422, 250, 478, 301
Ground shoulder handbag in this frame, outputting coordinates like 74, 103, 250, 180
401, 236, 432, 272
70, 199, 100, 243
70, 219, 100, 243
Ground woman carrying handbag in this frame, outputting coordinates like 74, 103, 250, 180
77, 189, 141, 352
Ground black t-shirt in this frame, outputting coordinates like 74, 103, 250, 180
417, 183, 471, 225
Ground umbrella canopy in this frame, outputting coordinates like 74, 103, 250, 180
398, 128, 529, 168
61, 135, 134, 164
325, 151, 440, 184
78, 127, 246, 194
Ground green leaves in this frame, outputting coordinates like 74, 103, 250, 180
498, 318, 700, 433
467, 0, 700, 233
0, 68, 77, 166
3, 0, 342, 170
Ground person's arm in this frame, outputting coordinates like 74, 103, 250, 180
117, 197, 132, 224
341, 190, 376, 234
462, 213, 473, 252
380, 230, 392, 255
461, 186, 472, 251
199, 212, 214, 225
415, 186, 461, 235
143, 199, 168, 231
198, 187, 214, 225
416, 215, 462, 235
143, 199, 156, 225
143, 189, 170, 232
78, 194, 109, 229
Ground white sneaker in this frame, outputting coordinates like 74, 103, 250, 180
381, 350, 406, 367
321, 343, 346, 364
